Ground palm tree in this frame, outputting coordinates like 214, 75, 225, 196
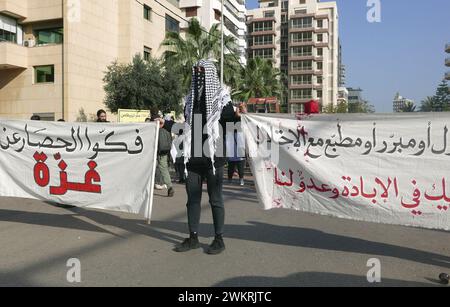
161, 18, 241, 94
232, 57, 281, 102
419, 96, 435, 112
400, 101, 416, 112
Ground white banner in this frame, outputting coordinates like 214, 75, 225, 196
0, 119, 159, 219
243, 113, 450, 231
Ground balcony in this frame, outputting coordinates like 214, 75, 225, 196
289, 98, 314, 104
179, 0, 203, 8
250, 30, 276, 36
289, 55, 314, 61
246, 17, 276, 24
290, 13, 315, 19
315, 14, 330, 20
289, 69, 314, 75
290, 40, 314, 47
446, 57, 450, 67
0, 41, 27, 70
289, 84, 322, 90
446, 43, 450, 53
446, 72, 450, 81
289, 27, 314, 33
250, 44, 276, 50
0, 0, 27, 19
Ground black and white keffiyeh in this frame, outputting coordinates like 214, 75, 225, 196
183, 60, 231, 174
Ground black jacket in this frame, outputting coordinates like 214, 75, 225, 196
186, 102, 237, 170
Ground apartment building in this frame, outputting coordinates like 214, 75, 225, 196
246, 0, 339, 113
179, 0, 247, 64
0, 0, 183, 121
393, 92, 414, 113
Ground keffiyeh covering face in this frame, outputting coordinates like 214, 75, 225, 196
183, 60, 231, 174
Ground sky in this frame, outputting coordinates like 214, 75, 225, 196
246, 0, 450, 113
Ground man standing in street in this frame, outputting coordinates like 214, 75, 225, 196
153, 115, 175, 197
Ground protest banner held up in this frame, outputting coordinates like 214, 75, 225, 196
0, 119, 159, 220
242, 113, 450, 231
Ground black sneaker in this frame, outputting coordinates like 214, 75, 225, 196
168, 187, 175, 197
174, 237, 200, 252
206, 236, 226, 255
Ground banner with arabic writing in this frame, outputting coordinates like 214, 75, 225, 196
243, 113, 450, 231
0, 119, 159, 219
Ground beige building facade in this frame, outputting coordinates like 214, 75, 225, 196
246, 0, 339, 113
179, 0, 247, 64
0, 0, 183, 121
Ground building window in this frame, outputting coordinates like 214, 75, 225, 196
317, 48, 323, 56
317, 76, 323, 84
292, 17, 312, 29
0, 14, 18, 43
166, 14, 179, 33
317, 34, 323, 42
35, 28, 63, 45
295, 9, 307, 15
291, 32, 312, 43
34, 65, 55, 83
291, 89, 312, 99
185, 7, 198, 17
317, 62, 323, 70
317, 90, 323, 98
253, 48, 273, 59
144, 5, 152, 21
254, 21, 273, 32
254, 35, 273, 46
264, 11, 275, 18
291, 75, 312, 85
291, 60, 312, 71
291, 46, 312, 57
144, 46, 152, 61
317, 19, 323, 28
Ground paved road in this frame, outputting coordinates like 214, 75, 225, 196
0, 178, 449, 287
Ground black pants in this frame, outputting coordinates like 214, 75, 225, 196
175, 158, 185, 181
186, 166, 224, 236
228, 160, 245, 180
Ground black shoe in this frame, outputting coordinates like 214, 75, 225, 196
174, 236, 200, 253
206, 236, 226, 255
168, 187, 175, 197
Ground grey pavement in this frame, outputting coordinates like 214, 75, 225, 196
0, 177, 449, 287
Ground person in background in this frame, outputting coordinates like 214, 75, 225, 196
227, 103, 247, 186
146, 117, 166, 190
153, 115, 175, 197
96, 109, 108, 123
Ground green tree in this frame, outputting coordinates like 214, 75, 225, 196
336, 101, 348, 113
434, 79, 450, 111
419, 96, 436, 112
321, 102, 347, 114
232, 57, 281, 102
161, 18, 241, 93
348, 100, 375, 113
103, 54, 184, 114
400, 101, 416, 112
